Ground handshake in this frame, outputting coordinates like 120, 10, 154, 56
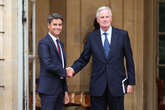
66, 67, 75, 78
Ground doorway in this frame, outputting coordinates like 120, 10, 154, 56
20, 0, 67, 110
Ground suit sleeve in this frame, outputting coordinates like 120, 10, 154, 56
63, 79, 68, 92
71, 35, 91, 73
124, 32, 135, 85
38, 40, 66, 78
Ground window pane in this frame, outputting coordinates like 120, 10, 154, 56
159, 35, 165, 64
159, 66, 165, 95
159, 3, 165, 32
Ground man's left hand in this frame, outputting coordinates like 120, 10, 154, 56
127, 85, 134, 93
64, 92, 70, 104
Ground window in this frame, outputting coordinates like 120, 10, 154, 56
158, 1, 165, 95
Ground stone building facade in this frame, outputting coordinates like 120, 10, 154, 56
0, 0, 158, 110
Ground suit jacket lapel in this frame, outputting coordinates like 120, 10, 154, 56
59, 41, 66, 67
47, 34, 62, 60
107, 27, 117, 60
95, 30, 108, 62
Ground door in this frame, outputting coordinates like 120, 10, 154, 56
21, 0, 37, 110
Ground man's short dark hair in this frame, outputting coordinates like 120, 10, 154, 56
48, 13, 63, 24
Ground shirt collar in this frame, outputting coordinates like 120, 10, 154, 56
100, 26, 112, 36
48, 32, 59, 42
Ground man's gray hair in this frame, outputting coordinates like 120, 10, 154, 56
96, 6, 112, 18
48, 13, 63, 24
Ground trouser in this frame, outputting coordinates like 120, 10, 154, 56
90, 87, 124, 110
39, 91, 64, 110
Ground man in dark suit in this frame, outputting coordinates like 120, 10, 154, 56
66, 6, 135, 110
38, 13, 69, 110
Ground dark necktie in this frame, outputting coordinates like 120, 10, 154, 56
56, 39, 61, 56
103, 33, 110, 58
56, 39, 64, 79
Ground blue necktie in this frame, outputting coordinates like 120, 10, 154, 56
103, 33, 110, 58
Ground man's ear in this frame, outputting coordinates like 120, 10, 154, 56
96, 18, 99, 23
48, 23, 50, 29
110, 17, 112, 23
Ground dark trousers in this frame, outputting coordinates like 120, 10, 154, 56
90, 87, 124, 110
39, 92, 64, 110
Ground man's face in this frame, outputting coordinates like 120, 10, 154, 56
97, 9, 112, 31
48, 19, 63, 36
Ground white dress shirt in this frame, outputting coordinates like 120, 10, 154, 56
49, 32, 65, 68
100, 26, 112, 47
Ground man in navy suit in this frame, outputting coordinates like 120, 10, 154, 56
38, 13, 69, 110
66, 6, 135, 110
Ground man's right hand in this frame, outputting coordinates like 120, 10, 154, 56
66, 67, 75, 78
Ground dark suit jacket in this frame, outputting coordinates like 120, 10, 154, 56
38, 34, 67, 95
72, 27, 135, 96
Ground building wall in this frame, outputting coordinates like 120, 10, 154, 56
144, 0, 157, 110
0, 0, 18, 110
0, 0, 157, 110
66, 0, 157, 110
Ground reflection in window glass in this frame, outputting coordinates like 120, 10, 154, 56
159, 67, 165, 95
159, 35, 165, 64
159, 3, 165, 32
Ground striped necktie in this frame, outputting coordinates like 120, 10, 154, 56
56, 39, 61, 56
